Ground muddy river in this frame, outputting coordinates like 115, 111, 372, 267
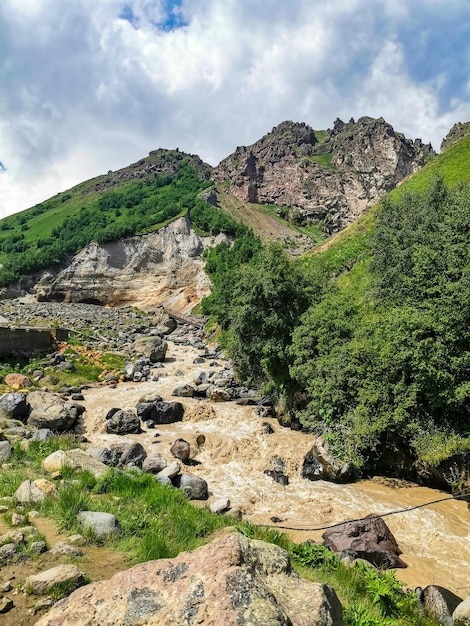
79, 340, 470, 598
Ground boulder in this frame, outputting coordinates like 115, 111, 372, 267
210, 388, 231, 402
454, 597, 470, 625
142, 453, 168, 474
322, 514, 406, 569
27, 391, 84, 432
301, 437, 354, 484
178, 474, 209, 500
152, 401, 184, 425
25, 564, 85, 595
106, 409, 141, 434
77, 511, 120, 539
157, 461, 180, 479
421, 585, 463, 625
0, 440, 13, 463
120, 442, 147, 467
42, 448, 109, 477
36, 533, 344, 625
172, 384, 195, 398
31, 428, 54, 441
86, 446, 112, 465
170, 438, 191, 462
14, 479, 57, 503
210, 497, 231, 514
0, 392, 29, 420
134, 336, 168, 362
4, 373, 32, 389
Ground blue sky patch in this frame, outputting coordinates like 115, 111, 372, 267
119, 1, 188, 31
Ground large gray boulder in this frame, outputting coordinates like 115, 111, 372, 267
35, 533, 344, 625
27, 391, 84, 432
142, 453, 168, 474
178, 474, 209, 500
133, 336, 168, 362
106, 409, 141, 435
0, 392, 29, 421
153, 401, 184, 424
77, 511, 120, 539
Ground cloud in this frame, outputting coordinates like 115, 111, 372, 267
0, 0, 469, 218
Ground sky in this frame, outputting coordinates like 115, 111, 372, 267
0, 0, 469, 219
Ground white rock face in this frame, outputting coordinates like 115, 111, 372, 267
35, 215, 213, 313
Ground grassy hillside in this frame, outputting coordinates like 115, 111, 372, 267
210, 133, 470, 476
0, 150, 212, 286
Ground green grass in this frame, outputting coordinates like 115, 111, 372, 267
0, 435, 440, 623
314, 129, 329, 145
307, 153, 337, 171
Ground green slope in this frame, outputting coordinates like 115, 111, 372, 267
0, 150, 212, 285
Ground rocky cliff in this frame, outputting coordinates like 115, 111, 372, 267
34, 215, 220, 313
440, 121, 470, 152
212, 117, 435, 232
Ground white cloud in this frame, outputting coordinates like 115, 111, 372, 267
0, 0, 468, 218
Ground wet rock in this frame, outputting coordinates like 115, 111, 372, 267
134, 335, 168, 362
172, 384, 195, 398
153, 401, 184, 425
170, 438, 191, 462
323, 514, 407, 569
301, 437, 354, 484
105, 407, 121, 420
209, 388, 231, 402
157, 461, 180, 479
36, 532, 344, 626
77, 511, 120, 539
454, 597, 470, 625
178, 474, 209, 500
0, 392, 29, 420
106, 409, 141, 434
210, 497, 231, 514
25, 564, 85, 595
421, 584, 462, 625
27, 391, 84, 432
262, 422, 275, 434
142, 453, 168, 474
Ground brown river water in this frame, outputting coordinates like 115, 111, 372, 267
79, 340, 470, 598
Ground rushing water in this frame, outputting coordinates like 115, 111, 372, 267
81, 340, 470, 598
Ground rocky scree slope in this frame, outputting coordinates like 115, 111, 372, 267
212, 117, 434, 232
34, 214, 215, 311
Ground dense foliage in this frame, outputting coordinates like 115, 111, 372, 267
0, 161, 210, 286
211, 174, 470, 470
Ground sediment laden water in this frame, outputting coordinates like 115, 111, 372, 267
81, 341, 470, 598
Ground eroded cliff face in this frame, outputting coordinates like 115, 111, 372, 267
212, 117, 435, 231
35, 215, 216, 313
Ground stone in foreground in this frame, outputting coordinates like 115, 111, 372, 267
36, 532, 344, 625
25, 564, 85, 595
323, 513, 406, 569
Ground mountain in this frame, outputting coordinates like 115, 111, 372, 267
212, 116, 434, 233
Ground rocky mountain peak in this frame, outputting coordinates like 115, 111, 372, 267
212, 116, 436, 232
440, 121, 470, 152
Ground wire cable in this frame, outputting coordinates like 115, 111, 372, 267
256, 488, 470, 533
